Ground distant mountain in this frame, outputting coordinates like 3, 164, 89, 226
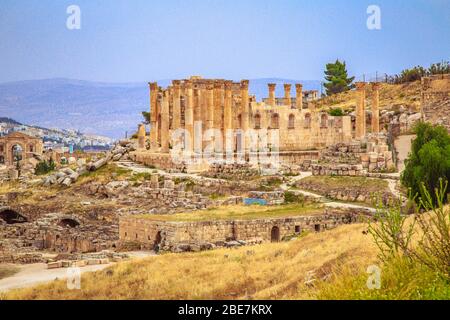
0, 78, 321, 139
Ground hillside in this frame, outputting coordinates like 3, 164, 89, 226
2, 222, 376, 300
314, 81, 422, 113
0, 78, 321, 139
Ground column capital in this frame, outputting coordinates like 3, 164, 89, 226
355, 82, 367, 90
284, 83, 292, 90
224, 80, 233, 90
172, 80, 181, 88
268, 83, 276, 90
295, 83, 303, 90
214, 81, 224, 89
371, 82, 381, 90
149, 82, 158, 90
184, 80, 193, 89
240, 80, 249, 89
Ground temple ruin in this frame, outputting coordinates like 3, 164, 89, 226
132, 76, 381, 172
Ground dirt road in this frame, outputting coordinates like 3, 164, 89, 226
0, 251, 154, 293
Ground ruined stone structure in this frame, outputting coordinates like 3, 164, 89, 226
0, 132, 43, 166
119, 209, 367, 252
421, 74, 450, 132
134, 76, 356, 171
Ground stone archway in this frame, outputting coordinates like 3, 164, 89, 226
11, 144, 24, 163
0, 208, 28, 224
270, 226, 280, 242
154, 231, 162, 250
58, 218, 80, 228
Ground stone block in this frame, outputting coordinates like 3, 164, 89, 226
47, 261, 62, 269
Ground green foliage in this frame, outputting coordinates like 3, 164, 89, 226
323, 59, 355, 95
34, 159, 56, 175
368, 198, 415, 262
428, 61, 450, 75
414, 180, 450, 278
284, 191, 305, 205
316, 257, 450, 300
327, 107, 344, 116
141, 111, 150, 124
369, 181, 450, 280
388, 60, 449, 84
401, 122, 450, 204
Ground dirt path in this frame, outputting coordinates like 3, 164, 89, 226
0, 251, 154, 293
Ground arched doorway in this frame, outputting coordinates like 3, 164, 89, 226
271, 226, 280, 242
154, 231, 162, 250
0, 155, 4, 164
0, 209, 28, 224
12, 144, 23, 162
58, 218, 80, 228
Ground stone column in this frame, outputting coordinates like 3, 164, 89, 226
137, 124, 146, 150
268, 83, 276, 107
172, 80, 181, 132
284, 84, 292, 106
184, 81, 194, 153
214, 81, 224, 153
206, 82, 214, 131
160, 90, 170, 153
295, 84, 303, 110
149, 82, 159, 150
241, 80, 250, 154
224, 81, 233, 154
371, 82, 381, 134
355, 82, 367, 139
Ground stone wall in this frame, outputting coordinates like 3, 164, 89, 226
421, 74, 450, 132
119, 208, 367, 252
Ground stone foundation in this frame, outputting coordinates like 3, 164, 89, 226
119, 208, 368, 252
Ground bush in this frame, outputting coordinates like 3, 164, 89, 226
34, 159, 56, 175
328, 107, 344, 116
369, 181, 450, 280
284, 191, 305, 205
401, 122, 450, 204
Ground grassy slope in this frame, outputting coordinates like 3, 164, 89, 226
298, 176, 389, 193
137, 204, 323, 222
314, 81, 421, 112
3, 223, 377, 300
0, 265, 19, 280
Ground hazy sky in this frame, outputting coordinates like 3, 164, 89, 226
0, 0, 449, 83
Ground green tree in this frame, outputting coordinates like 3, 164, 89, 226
323, 60, 355, 96
142, 111, 150, 124
401, 122, 450, 204
428, 61, 449, 76
327, 107, 344, 116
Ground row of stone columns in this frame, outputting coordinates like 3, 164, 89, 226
355, 82, 381, 139
267, 83, 303, 109
145, 79, 311, 154
147, 79, 248, 154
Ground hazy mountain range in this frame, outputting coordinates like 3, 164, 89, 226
0, 78, 321, 139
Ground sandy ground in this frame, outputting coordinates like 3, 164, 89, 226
0, 251, 154, 293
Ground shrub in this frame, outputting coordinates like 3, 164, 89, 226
284, 191, 305, 205
328, 107, 344, 116
401, 122, 450, 204
34, 159, 56, 175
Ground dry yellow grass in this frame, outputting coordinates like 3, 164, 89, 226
2, 222, 377, 300
138, 204, 323, 222
314, 81, 421, 112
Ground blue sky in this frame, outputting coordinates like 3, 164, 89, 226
0, 0, 449, 83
